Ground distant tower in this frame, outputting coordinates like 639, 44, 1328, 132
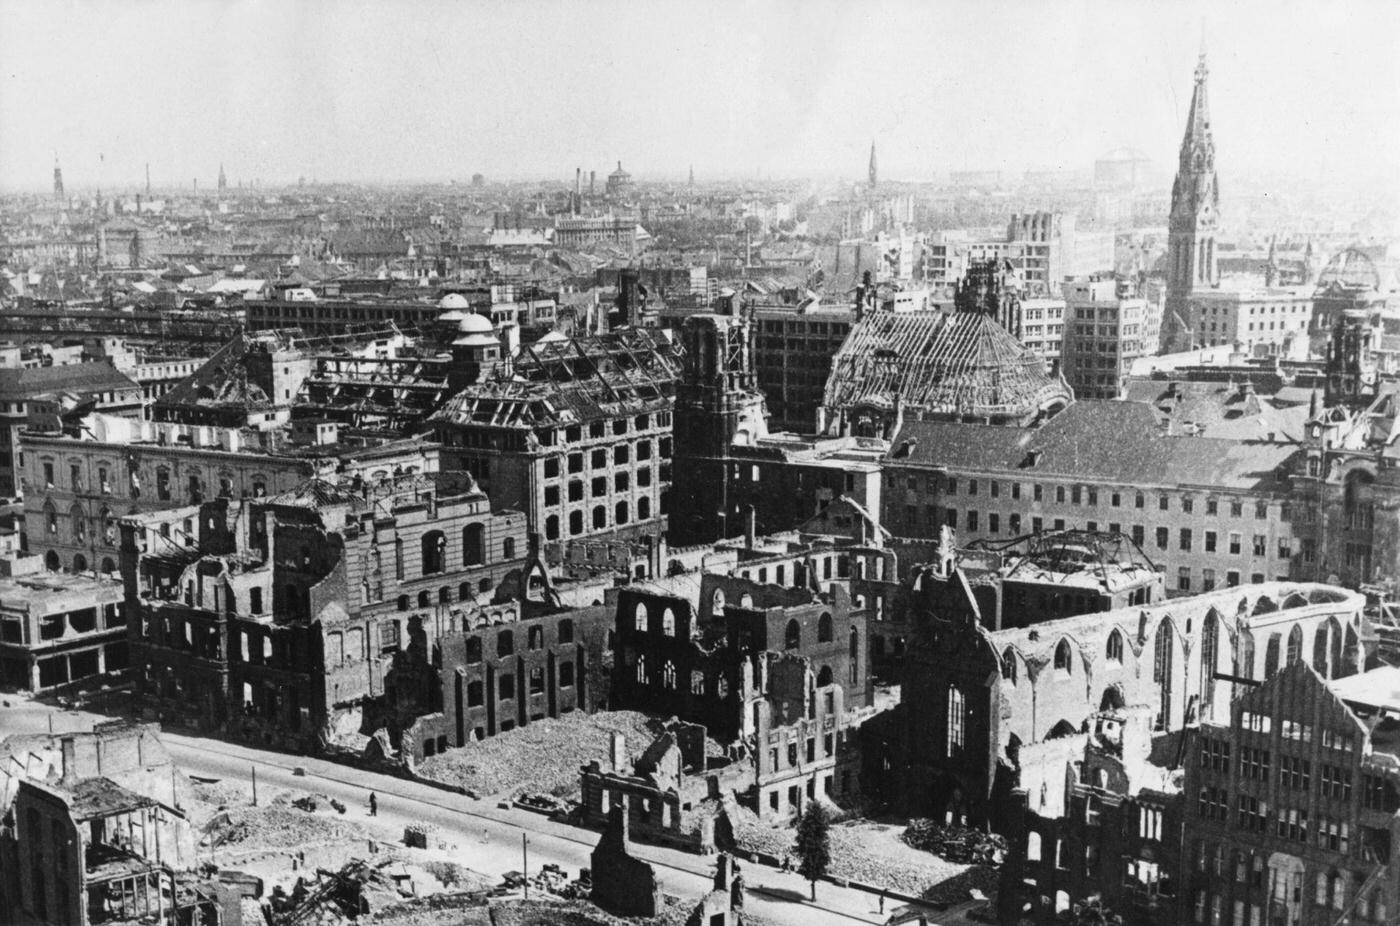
145, 162, 151, 194
868, 141, 878, 189
53, 154, 64, 202
1264, 235, 1278, 288
218, 163, 227, 193
1165, 50, 1219, 323
689, 164, 695, 188
670, 312, 768, 545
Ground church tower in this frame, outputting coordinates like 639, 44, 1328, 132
218, 163, 227, 194
1166, 52, 1219, 312
53, 154, 64, 202
868, 141, 878, 189
669, 308, 768, 546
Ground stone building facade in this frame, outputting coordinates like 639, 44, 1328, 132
879, 575, 1364, 832
120, 474, 526, 751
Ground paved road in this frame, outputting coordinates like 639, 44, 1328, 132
0, 697, 934, 925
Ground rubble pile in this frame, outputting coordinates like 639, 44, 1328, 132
901, 819, 1007, 866
209, 792, 368, 850
417, 711, 664, 798
730, 807, 973, 897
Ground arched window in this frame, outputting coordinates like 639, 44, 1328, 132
1155, 619, 1175, 729
661, 607, 676, 636
784, 619, 801, 650
72, 553, 87, 573
421, 530, 446, 575
459, 582, 472, 601
817, 665, 833, 687
396, 594, 409, 611
634, 602, 647, 632
711, 588, 725, 617
615, 500, 629, 525
1106, 629, 1124, 664
638, 496, 651, 520
1001, 647, 1018, 683
71, 506, 86, 543
1342, 624, 1360, 677
417, 590, 431, 608
662, 660, 676, 689
636, 654, 648, 684
463, 524, 485, 566
497, 629, 514, 657
818, 612, 833, 643
691, 671, 705, 695
1202, 613, 1220, 709
1265, 633, 1282, 677
100, 557, 116, 576
946, 686, 966, 757
1054, 639, 1073, 674
1286, 624, 1303, 666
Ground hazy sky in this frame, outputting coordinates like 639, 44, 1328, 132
3, 0, 1398, 191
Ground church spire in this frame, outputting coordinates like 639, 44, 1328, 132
868, 140, 877, 188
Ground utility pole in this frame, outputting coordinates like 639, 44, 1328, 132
251, 766, 258, 806
522, 833, 529, 899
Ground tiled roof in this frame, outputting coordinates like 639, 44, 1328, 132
0, 362, 140, 399
887, 400, 1301, 491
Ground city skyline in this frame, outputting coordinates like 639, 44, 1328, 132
3, 0, 1399, 193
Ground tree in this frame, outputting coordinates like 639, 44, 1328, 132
794, 802, 831, 901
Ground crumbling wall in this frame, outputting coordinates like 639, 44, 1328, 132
590, 798, 662, 917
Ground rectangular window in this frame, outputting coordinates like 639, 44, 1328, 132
967, 510, 978, 532
1159, 495, 1169, 511
1205, 531, 1217, 552
1253, 534, 1267, 557
1180, 528, 1192, 551
988, 513, 999, 534
1033, 484, 1043, 502
1229, 533, 1242, 555
1179, 567, 1191, 591
968, 479, 978, 496
1132, 525, 1144, 546
1156, 527, 1169, 549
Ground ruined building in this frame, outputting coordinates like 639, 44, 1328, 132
428, 322, 680, 550
818, 260, 1073, 439
120, 472, 526, 751
878, 574, 1364, 832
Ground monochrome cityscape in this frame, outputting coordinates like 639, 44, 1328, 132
2, 2, 1399, 925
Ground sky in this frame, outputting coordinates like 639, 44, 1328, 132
2, 0, 1398, 191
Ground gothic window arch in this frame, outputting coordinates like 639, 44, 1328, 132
818, 612, 833, 643
1054, 639, 1073, 675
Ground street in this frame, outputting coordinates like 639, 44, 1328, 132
0, 696, 946, 925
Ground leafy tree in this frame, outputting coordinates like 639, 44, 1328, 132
794, 802, 832, 901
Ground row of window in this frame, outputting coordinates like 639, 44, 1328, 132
544, 497, 658, 539
543, 469, 654, 505
541, 438, 669, 478
463, 662, 576, 707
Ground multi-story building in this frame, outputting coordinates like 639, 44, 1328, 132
922, 214, 1114, 295
23, 413, 438, 576
1060, 277, 1163, 399
0, 554, 126, 692
4, 723, 224, 926
427, 324, 680, 551
0, 360, 143, 499
882, 400, 1303, 595
611, 573, 869, 745
1182, 661, 1397, 926
119, 472, 526, 750
389, 597, 614, 762
749, 296, 854, 434
554, 215, 647, 250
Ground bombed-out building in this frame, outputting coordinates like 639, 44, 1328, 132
875, 576, 1365, 832
427, 319, 680, 551
120, 472, 526, 751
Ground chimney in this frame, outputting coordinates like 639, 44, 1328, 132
745, 505, 756, 550
610, 732, 627, 773
589, 170, 596, 196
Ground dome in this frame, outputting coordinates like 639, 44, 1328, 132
438, 293, 471, 310
457, 312, 493, 334
437, 309, 468, 324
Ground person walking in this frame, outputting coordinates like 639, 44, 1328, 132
368, 792, 378, 816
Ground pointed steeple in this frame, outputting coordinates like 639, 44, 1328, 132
218, 163, 227, 192
1164, 44, 1221, 322
52, 152, 64, 202
867, 141, 878, 188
